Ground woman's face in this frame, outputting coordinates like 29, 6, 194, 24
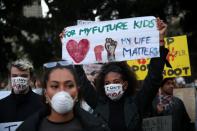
104, 72, 128, 90
45, 68, 78, 100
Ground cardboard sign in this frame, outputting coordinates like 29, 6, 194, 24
0, 91, 11, 100
0, 121, 23, 131
127, 35, 191, 80
77, 20, 95, 25
142, 116, 172, 131
173, 87, 196, 122
61, 16, 159, 64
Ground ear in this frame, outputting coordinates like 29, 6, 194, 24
123, 81, 128, 90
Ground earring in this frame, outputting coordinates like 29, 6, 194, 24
45, 95, 50, 104
45, 99, 49, 104
73, 96, 78, 102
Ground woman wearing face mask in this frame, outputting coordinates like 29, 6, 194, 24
75, 18, 169, 131
17, 61, 108, 131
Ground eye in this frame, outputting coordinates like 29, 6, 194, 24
11, 74, 18, 77
21, 74, 28, 78
65, 81, 75, 89
67, 84, 75, 89
114, 80, 121, 84
104, 81, 110, 85
50, 83, 59, 89
114, 81, 120, 84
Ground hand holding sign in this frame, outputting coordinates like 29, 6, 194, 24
156, 18, 167, 46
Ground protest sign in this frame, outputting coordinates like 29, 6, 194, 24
0, 121, 22, 131
77, 20, 103, 83
127, 35, 191, 80
142, 116, 172, 131
77, 20, 95, 25
61, 16, 159, 64
0, 91, 11, 100
174, 87, 196, 122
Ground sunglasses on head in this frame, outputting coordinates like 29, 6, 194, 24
43, 60, 73, 69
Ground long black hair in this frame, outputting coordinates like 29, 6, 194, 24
42, 65, 79, 89
41, 62, 79, 114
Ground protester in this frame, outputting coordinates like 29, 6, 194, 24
74, 18, 168, 131
17, 60, 110, 131
83, 64, 103, 87
175, 76, 186, 88
0, 59, 44, 123
0, 78, 8, 91
152, 78, 191, 131
33, 75, 44, 95
193, 79, 197, 89
195, 94, 197, 131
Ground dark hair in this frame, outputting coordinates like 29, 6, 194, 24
42, 65, 79, 89
161, 78, 174, 87
41, 63, 79, 113
95, 61, 138, 97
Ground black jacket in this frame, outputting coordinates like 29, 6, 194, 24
0, 89, 44, 123
16, 102, 110, 131
75, 47, 168, 131
152, 96, 191, 131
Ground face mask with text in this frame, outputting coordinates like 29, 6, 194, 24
11, 77, 29, 94
104, 84, 124, 101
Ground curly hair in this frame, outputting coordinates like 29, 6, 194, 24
95, 61, 138, 97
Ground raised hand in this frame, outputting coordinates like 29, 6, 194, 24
105, 38, 117, 62
156, 18, 167, 46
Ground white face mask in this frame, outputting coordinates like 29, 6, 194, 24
194, 82, 197, 87
33, 88, 43, 95
50, 91, 74, 114
11, 77, 29, 94
104, 84, 124, 101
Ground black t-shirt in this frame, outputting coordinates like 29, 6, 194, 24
38, 117, 83, 131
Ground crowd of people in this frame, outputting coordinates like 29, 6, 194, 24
0, 18, 196, 131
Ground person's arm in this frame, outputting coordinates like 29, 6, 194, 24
134, 18, 168, 114
180, 100, 191, 131
75, 65, 98, 108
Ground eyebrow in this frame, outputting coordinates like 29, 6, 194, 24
50, 80, 74, 84
113, 79, 122, 81
50, 81, 59, 84
64, 80, 74, 84
11, 74, 29, 76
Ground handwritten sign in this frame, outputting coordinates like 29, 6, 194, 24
127, 35, 191, 80
61, 16, 159, 64
0, 91, 11, 100
77, 20, 95, 25
142, 116, 172, 131
0, 121, 23, 131
174, 88, 196, 122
